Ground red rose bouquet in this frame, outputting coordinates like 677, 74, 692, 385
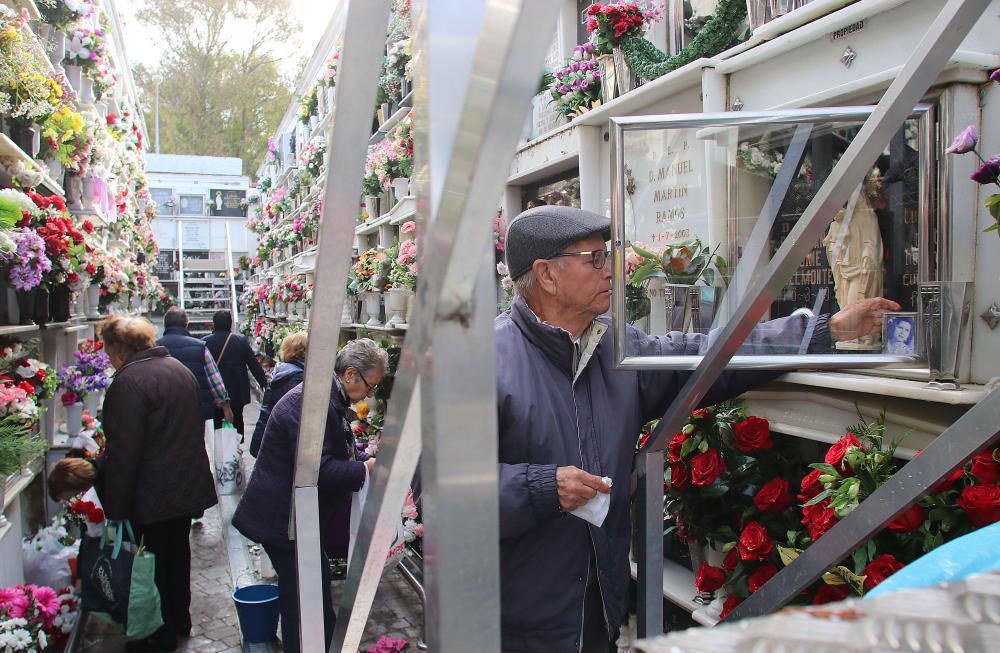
586, 3, 648, 54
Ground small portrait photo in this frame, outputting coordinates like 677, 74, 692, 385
883, 312, 918, 356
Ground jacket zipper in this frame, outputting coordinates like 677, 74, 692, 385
572, 382, 610, 651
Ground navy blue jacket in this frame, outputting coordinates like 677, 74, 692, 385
204, 330, 267, 408
249, 360, 305, 457
157, 326, 214, 420
232, 382, 368, 550
495, 298, 829, 652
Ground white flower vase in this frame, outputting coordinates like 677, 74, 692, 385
82, 175, 100, 211
364, 195, 379, 220
79, 76, 95, 106
326, 87, 336, 115
342, 296, 355, 325
406, 291, 416, 323
130, 295, 141, 312
86, 285, 100, 319
392, 177, 410, 201
309, 114, 319, 130
385, 287, 410, 327
65, 402, 84, 436
84, 393, 100, 418
72, 290, 85, 317
64, 64, 82, 91
364, 291, 383, 327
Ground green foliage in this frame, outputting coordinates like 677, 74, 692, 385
0, 417, 48, 477
135, 0, 298, 172
619, 0, 746, 81
0, 197, 21, 228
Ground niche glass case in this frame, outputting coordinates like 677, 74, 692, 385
610, 107, 934, 369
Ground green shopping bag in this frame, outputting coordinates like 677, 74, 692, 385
79, 522, 163, 638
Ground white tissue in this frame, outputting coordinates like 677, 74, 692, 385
569, 477, 613, 527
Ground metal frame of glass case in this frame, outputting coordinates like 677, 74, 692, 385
610, 107, 933, 370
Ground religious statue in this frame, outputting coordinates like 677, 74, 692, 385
823, 184, 884, 350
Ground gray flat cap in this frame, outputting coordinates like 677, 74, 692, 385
505, 206, 611, 280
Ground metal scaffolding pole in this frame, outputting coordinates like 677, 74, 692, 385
330, 1, 562, 651
288, 1, 392, 652
633, 0, 991, 631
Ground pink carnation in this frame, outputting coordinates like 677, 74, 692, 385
397, 239, 418, 265
400, 221, 416, 233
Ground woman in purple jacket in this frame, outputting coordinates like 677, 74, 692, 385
232, 338, 388, 653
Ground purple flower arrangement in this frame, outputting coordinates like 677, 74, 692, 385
8, 229, 52, 292
549, 42, 602, 117
72, 349, 112, 393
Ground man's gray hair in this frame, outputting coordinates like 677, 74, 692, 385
512, 272, 536, 301
334, 338, 389, 376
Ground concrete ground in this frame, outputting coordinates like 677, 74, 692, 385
78, 399, 425, 652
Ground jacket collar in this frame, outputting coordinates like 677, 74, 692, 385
115, 346, 169, 377
510, 297, 607, 380
163, 326, 192, 338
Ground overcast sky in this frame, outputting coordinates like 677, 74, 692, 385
119, 0, 339, 80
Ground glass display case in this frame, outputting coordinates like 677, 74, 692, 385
610, 107, 935, 369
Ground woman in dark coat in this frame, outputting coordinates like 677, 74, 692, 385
248, 330, 307, 457
232, 338, 388, 653
96, 315, 218, 652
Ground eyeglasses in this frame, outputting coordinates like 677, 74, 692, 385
358, 372, 378, 395
548, 249, 610, 269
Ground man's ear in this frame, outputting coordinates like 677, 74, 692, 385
533, 259, 559, 295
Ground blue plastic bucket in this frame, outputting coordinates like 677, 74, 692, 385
232, 584, 280, 643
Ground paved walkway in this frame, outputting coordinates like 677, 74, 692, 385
78, 400, 424, 653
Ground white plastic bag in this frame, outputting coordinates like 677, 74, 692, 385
348, 465, 407, 569
214, 422, 243, 495
22, 538, 76, 589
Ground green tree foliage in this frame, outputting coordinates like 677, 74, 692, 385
135, 0, 298, 173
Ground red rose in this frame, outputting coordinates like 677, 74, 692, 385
825, 433, 864, 475
690, 449, 726, 487
35, 369, 45, 381
747, 564, 778, 593
87, 507, 104, 523
586, 3, 602, 17
958, 484, 1000, 527
737, 521, 774, 561
691, 408, 711, 420
863, 554, 905, 591
719, 595, 743, 620
733, 416, 773, 452
695, 561, 726, 593
812, 584, 850, 605
667, 462, 690, 492
82, 220, 95, 234
667, 432, 687, 462
753, 478, 792, 513
721, 547, 739, 572
916, 449, 965, 493
16, 381, 35, 396
586, 16, 598, 31
86, 262, 97, 276
887, 504, 926, 533
802, 499, 839, 541
971, 449, 1000, 484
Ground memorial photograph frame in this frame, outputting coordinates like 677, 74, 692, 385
883, 311, 920, 357
609, 107, 935, 370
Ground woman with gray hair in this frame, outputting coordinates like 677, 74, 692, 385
232, 338, 388, 653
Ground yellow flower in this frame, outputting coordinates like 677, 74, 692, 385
355, 400, 370, 421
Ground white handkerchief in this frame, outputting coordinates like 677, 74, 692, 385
569, 477, 613, 527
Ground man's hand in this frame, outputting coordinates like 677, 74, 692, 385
222, 401, 235, 424
365, 457, 376, 473
556, 466, 611, 512
829, 297, 901, 342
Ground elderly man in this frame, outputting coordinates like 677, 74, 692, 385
495, 206, 897, 653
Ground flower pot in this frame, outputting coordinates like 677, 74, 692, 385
79, 76, 95, 106
326, 87, 336, 115
385, 287, 411, 327
364, 195, 379, 220
15, 289, 35, 326
9, 124, 39, 158
309, 115, 319, 130
644, 279, 721, 335
0, 283, 18, 326
919, 281, 973, 390
84, 392, 100, 417
392, 177, 410, 201
82, 175, 101, 211
612, 47, 636, 96
86, 284, 101, 319
72, 288, 85, 318
32, 288, 49, 326
406, 291, 415, 323
364, 291, 383, 327
65, 402, 84, 436
44, 157, 63, 182
49, 33, 66, 68
342, 296, 355, 325
64, 64, 82, 90
598, 54, 617, 102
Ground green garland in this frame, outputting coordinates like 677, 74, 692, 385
619, 0, 748, 81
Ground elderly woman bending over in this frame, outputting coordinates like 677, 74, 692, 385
232, 338, 389, 653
